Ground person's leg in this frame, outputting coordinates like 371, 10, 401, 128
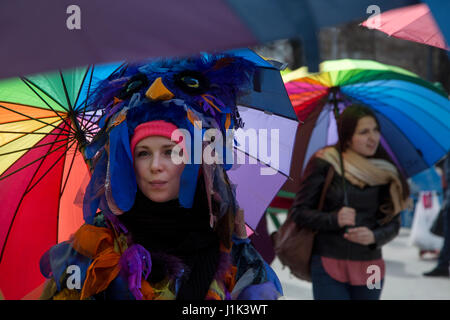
437, 205, 450, 269
310, 255, 351, 300
349, 279, 384, 300
424, 204, 450, 276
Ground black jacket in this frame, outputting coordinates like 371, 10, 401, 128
290, 156, 400, 261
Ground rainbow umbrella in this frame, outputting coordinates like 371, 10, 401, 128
284, 59, 450, 178
0, 62, 123, 300
267, 59, 450, 225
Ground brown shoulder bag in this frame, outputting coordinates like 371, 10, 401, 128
273, 166, 335, 281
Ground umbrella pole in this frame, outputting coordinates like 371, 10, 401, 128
331, 89, 349, 206
331, 90, 351, 261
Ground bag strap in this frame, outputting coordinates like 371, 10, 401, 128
318, 166, 335, 211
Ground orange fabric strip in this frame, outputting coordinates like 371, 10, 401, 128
80, 247, 121, 300
225, 113, 231, 130
202, 94, 222, 113
71, 224, 159, 300
141, 279, 156, 300
72, 224, 115, 258
0, 102, 66, 124
72, 225, 121, 299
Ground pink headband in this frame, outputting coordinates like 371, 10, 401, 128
130, 120, 186, 160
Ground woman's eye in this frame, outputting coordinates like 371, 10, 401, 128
164, 149, 173, 156
181, 76, 200, 88
137, 150, 150, 157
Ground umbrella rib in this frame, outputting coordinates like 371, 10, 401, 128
82, 114, 101, 135
54, 137, 73, 244
373, 110, 430, 172
0, 124, 70, 263
0, 101, 65, 112
59, 71, 74, 112
79, 63, 127, 134
0, 137, 71, 157
78, 65, 95, 128
22, 77, 70, 113
0, 113, 67, 127
78, 62, 127, 130
0, 118, 71, 150
20, 77, 72, 129
0, 130, 71, 136
79, 107, 102, 134
0, 136, 75, 182
72, 66, 91, 110
59, 140, 79, 198
348, 79, 450, 117
0, 103, 72, 135
24, 139, 77, 198
233, 147, 290, 179
237, 103, 299, 122
82, 108, 106, 136
345, 84, 450, 132
288, 79, 328, 92
59, 71, 90, 148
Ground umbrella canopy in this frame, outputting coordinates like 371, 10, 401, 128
361, 3, 449, 50
0, 62, 124, 300
0, 0, 419, 79
422, 0, 450, 51
284, 59, 450, 183
0, 49, 297, 299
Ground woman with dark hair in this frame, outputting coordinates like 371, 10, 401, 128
290, 104, 409, 300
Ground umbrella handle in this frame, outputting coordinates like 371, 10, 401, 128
338, 147, 349, 207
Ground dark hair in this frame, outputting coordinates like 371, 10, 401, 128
336, 104, 410, 199
337, 104, 380, 153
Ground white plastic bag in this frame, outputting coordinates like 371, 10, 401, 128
409, 191, 444, 250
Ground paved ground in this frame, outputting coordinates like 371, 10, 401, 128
269, 226, 450, 300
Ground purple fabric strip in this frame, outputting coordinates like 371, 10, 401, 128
119, 244, 152, 300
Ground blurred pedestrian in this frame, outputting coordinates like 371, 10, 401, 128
423, 154, 450, 277
290, 104, 410, 300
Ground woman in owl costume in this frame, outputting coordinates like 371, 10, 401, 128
39, 53, 283, 300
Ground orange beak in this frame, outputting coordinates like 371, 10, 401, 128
145, 77, 174, 101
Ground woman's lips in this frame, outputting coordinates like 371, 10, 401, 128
149, 180, 167, 188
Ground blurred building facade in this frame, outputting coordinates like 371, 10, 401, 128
252, 21, 450, 95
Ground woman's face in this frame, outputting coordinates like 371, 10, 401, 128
347, 116, 380, 157
134, 136, 186, 202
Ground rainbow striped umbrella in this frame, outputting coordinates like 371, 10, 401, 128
0, 62, 123, 300
267, 59, 450, 226
284, 59, 450, 179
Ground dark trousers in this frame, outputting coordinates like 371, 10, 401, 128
437, 203, 450, 269
310, 255, 384, 300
